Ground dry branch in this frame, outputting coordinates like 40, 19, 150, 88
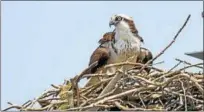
138, 14, 191, 74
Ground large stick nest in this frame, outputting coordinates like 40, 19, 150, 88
3, 14, 204, 111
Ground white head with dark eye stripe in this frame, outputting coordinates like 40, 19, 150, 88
109, 14, 144, 44
109, 14, 133, 29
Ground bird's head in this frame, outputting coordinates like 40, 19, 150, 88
109, 14, 144, 43
109, 14, 133, 28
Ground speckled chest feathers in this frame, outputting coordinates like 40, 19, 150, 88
113, 21, 141, 63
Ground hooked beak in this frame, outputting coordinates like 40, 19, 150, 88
109, 20, 118, 28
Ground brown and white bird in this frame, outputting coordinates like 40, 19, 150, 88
109, 14, 144, 69
85, 31, 153, 87
85, 14, 150, 87
84, 32, 117, 87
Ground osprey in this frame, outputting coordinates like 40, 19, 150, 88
84, 31, 153, 87
84, 32, 117, 87
109, 14, 144, 69
98, 31, 153, 74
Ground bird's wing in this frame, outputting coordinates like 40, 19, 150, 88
84, 47, 110, 87
88, 47, 110, 74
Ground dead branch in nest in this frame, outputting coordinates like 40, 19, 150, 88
168, 61, 182, 73
73, 61, 99, 106
175, 58, 203, 69
138, 15, 191, 74
81, 73, 110, 79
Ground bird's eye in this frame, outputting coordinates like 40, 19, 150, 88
115, 16, 122, 21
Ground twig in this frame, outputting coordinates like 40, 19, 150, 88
51, 84, 60, 89
28, 88, 59, 108
91, 85, 157, 107
132, 75, 161, 86
159, 98, 165, 109
152, 61, 165, 66
175, 58, 203, 69
21, 100, 32, 108
3, 101, 68, 111
21, 100, 31, 107
127, 102, 137, 108
82, 73, 110, 79
106, 61, 164, 72
179, 73, 203, 94
74, 61, 99, 106
114, 101, 129, 110
22, 101, 67, 111
164, 88, 203, 103
179, 79, 187, 111
93, 88, 116, 102
67, 104, 110, 111
178, 63, 203, 72
138, 15, 191, 74
105, 62, 145, 68
130, 65, 164, 72
80, 88, 116, 109
82, 77, 112, 96
167, 61, 182, 73
86, 68, 124, 111
83, 83, 101, 96
153, 63, 203, 82
3, 105, 22, 111
138, 92, 146, 108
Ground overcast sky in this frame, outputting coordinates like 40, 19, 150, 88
2, 1, 203, 109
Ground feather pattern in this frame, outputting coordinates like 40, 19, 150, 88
113, 16, 141, 63
85, 32, 117, 87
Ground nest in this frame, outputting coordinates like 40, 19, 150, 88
3, 61, 204, 111
3, 15, 204, 111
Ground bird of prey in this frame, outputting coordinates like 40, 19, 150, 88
84, 31, 153, 88
84, 32, 117, 87
101, 31, 153, 73
84, 14, 152, 87
109, 14, 144, 69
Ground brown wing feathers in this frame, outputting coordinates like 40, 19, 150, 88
84, 33, 114, 87
88, 47, 110, 74
85, 31, 152, 77
124, 18, 144, 43
85, 32, 114, 75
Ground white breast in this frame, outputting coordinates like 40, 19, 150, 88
115, 30, 140, 52
113, 24, 141, 63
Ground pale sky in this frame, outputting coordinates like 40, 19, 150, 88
2, 1, 203, 109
